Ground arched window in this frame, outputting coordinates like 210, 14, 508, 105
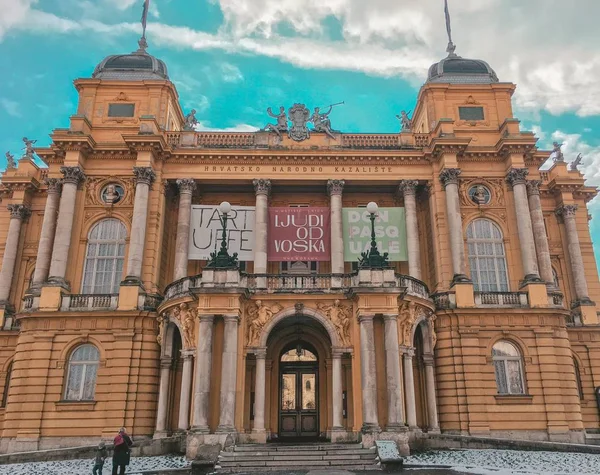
492, 341, 525, 395
467, 219, 509, 292
573, 357, 584, 400
64, 345, 100, 401
1, 362, 12, 408
81, 219, 127, 294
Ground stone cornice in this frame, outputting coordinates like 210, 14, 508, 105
428, 137, 471, 161
122, 134, 169, 160
50, 133, 96, 154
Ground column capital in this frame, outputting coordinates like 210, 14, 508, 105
44, 177, 63, 194
439, 168, 461, 188
160, 357, 173, 369
400, 345, 415, 357
59, 166, 85, 186
197, 314, 215, 323
133, 166, 156, 186
176, 178, 197, 194
332, 348, 345, 358
556, 204, 578, 219
181, 349, 196, 359
422, 354, 435, 366
253, 178, 271, 196
505, 167, 529, 187
327, 179, 345, 196
223, 314, 240, 324
382, 314, 398, 322
7, 204, 31, 220
526, 180, 541, 196
398, 180, 418, 196
254, 347, 267, 359
357, 314, 375, 323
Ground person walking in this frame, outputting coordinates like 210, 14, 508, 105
112, 427, 133, 475
92, 441, 107, 475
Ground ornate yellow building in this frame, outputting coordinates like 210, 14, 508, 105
0, 32, 599, 459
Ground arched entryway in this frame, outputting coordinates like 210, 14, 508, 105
412, 320, 439, 432
244, 306, 352, 442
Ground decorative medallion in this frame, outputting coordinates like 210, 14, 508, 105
287, 103, 311, 142
468, 184, 491, 205
101, 183, 124, 205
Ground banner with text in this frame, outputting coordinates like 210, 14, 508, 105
189, 205, 255, 261
342, 207, 407, 262
268, 207, 330, 261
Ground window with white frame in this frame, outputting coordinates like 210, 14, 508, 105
81, 219, 127, 294
466, 219, 509, 292
64, 344, 100, 401
492, 340, 525, 395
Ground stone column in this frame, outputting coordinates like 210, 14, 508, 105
398, 180, 422, 280
439, 169, 470, 284
358, 315, 380, 432
217, 315, 239, 432
192, 315, 214, 432
30, 179, 62, 292
123, 167, 156, 284
331, 349, 344, 430
154, 357, 172, 437
47, 166, 86, 288
402, 347, 418, 429
0, 205, 31, 303
526, 181, 554, 286
177, 350, 194, 431
328, 179, 345, 286
423, 355, 439, 431
253, 179, 271, 288
506, 169, 541, 283
383, 314, 404, 430
556, 205, 592, 304
253, 348, 267, 433
173, 179, 196, 281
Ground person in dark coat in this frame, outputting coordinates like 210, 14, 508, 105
112, 427, 133, 475
93, 441, 107, 475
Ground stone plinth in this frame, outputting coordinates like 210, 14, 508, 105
453, 282, 475, 308
355, 268, 396, 287
201, 269, 246, 287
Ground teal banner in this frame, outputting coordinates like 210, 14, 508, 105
342, 208, 407, 262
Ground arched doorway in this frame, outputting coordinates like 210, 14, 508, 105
279, 342, 319, 438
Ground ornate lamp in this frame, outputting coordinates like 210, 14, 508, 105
206, 201, 239, 269
358, 201, 390, 269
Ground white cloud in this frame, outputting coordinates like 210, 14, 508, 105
549, 131, 600, 189
0, 98, 21, 117
220, 63, 243, 83
194, 122, 258, 132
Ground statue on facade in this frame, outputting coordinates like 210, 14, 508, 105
102, 184, 121, 204
570, 153, 584, 171
156, 314, 166, 346
311, 106, 336, 139
552, 141, 565, 162
247, 300, 282, 345
471, 185, 489, 205
22, 137, 37, 160
395, 110, 412, 132
317, 300, 351, 346
183, 109, 199, 131
4, 152, 16, 170
263, 106, 288, 139
181, 307, 196, 349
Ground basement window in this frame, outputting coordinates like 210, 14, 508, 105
108, 103, 135, 117
459, 106, 484, 121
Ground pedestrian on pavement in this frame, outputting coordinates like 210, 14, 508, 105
92, 441, 107, 475
112, 427, 133, 475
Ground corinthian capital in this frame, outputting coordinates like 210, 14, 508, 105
327, 179, 345, 196
133, 167, 156, 186
253, 178, 271, 196
505, 168, 529, 187
44, 178, 63, 194
60, 166, 86, 186
398, 180, 418, 197
439, 168, 461, 188
525, 179, 541, 196
7, 204, 31, 220
176, 178, 197, 194
556, 204, 578, 219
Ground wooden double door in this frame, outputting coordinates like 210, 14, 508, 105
279, 362, 319, 439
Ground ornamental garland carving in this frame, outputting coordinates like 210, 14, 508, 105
246, 300, 283, 346
459, 178, 505, 207
316, 300, 352, 347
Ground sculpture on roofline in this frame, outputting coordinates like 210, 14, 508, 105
263, 106, 288, 139
570, 153, 584, 171
183, 109, 199, 131
22, 137, 37, 160
552, 141, 565, 162
5, 152, 16, 170
396, 110, 413, 132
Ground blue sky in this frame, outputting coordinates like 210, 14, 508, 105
1, 0, 600, 269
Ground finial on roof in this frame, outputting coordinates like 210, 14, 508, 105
444, 0, 457, 57
137, 0, 150, 53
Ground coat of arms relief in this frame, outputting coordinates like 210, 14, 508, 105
262, 102, 343, 142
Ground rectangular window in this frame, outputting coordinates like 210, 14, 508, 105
459, 106, 484, 121
108, 103, 135, 117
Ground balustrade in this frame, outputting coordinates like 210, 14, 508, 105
61, 294, 119, 311
474, 291, 528, 307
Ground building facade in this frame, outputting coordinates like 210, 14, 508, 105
0, 37, 599, 457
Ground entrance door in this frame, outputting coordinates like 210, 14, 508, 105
279, 363, 319, 438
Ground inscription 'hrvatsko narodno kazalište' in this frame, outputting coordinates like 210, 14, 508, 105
187, 205, 407, 262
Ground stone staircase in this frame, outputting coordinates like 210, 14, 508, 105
215, 442, 380, 472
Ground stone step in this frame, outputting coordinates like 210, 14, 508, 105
216, 465, 381, 473
232, 443, 363, 451
220, 448, 376, 458
219, 453, 377, 462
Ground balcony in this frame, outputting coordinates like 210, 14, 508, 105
61, 294, 119, 311
474, 291, 529, 307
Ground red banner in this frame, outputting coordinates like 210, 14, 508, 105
268, 207, 330, 261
